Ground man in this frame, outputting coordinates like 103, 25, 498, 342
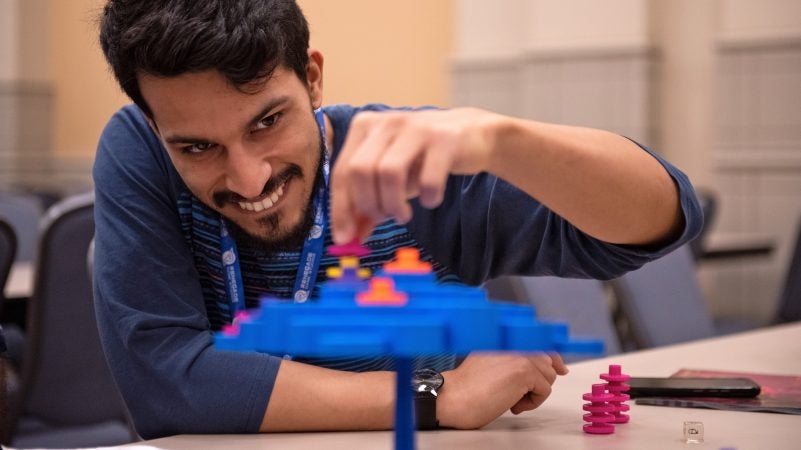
95, 0, 701, 440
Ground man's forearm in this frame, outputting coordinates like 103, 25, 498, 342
487, 117, 683, 246
260, 359, 396, 431
260, 352, 568, 432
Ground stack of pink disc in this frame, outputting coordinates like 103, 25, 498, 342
582, 383, 616, 434
600, 364, 631, 424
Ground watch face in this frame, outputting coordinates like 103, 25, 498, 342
413, 369, 444, 393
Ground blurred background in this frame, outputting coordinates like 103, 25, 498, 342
1, 0, 800, 328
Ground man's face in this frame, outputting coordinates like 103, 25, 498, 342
139, 64, 324, 251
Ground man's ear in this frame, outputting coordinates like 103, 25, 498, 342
306, 49, 324, 109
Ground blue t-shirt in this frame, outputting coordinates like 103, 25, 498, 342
93, 103, 702, 439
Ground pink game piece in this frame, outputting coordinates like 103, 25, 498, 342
223, 310, 253, 335
328, 238, 371, 258
600, 364, 631, 424
582, 383, 616, 434
221, 323, 239, 336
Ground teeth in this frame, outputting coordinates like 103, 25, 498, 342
237, 181, 286, 212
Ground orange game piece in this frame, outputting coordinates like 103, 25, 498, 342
356, 277, 408, 306
382, 248, 432, 274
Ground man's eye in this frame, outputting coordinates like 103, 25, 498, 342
254, 112, 282, 131
181, 142, 216, 154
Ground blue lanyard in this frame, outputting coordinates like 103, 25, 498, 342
292, 108, 331, 302
220, 108, 331, 318
220, 219, 245, 314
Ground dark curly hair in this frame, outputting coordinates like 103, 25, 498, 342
99, 0, 310, 118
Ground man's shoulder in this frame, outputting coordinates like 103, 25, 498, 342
322, 103, 427, 117
322, 103, 392, 123
323, 104, 419, 154
99, 103, 161, 150
95, 103, 184, 197
107, 103, 150, 128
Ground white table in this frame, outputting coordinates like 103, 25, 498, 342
4, 262, 33, 299
126, 323, 801, 450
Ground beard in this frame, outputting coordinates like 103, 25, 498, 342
224, 196, 315, 254
214, 142, 325, 255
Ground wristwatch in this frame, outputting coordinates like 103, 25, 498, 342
412, 368, 444, 430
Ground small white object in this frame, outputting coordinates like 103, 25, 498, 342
683, 421, 704, 444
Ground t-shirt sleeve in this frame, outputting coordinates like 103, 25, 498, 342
92, 106, 281, 439
406, 141, 703, 284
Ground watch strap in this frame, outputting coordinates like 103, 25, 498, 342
414, 390, 439, 430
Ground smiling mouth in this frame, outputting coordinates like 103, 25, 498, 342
236, 181, 287, 212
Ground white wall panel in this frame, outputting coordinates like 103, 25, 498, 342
455, 0, 527, 59
524, 0, 649, 50
452, 0, 801, 325
0, 0, 19, 82
720, 0, 801, 39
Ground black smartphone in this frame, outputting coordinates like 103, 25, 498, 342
627, 377, 761, 398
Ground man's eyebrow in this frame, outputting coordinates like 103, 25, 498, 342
164, 135, 208, 145
163, 95, 291, 145
246, 95, 291, 129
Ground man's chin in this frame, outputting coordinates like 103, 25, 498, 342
224, 212, 313, 254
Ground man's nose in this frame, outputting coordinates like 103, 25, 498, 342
224, 144, 272, 199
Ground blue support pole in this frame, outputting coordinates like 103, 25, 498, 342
395, 357, 415, 450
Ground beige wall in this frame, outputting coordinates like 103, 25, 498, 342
300, 0, 453, 107
49, 0, 128, 156
48, 0, 454, 157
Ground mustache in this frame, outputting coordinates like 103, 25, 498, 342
212, 164, 303, 208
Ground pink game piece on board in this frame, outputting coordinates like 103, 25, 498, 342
328, 238, 371, 258
600, 364, 631, 424
582, 383, 616, 434
221, 323, 239, 337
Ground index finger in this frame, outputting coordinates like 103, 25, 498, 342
330, 114, 371, 244
549, 352, 569, 375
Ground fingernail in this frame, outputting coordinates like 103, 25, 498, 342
332, 225, 350, 245
420, 190, 442, 209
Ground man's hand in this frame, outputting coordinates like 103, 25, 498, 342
330, 108, 502, 244
437, 352, 569, 429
